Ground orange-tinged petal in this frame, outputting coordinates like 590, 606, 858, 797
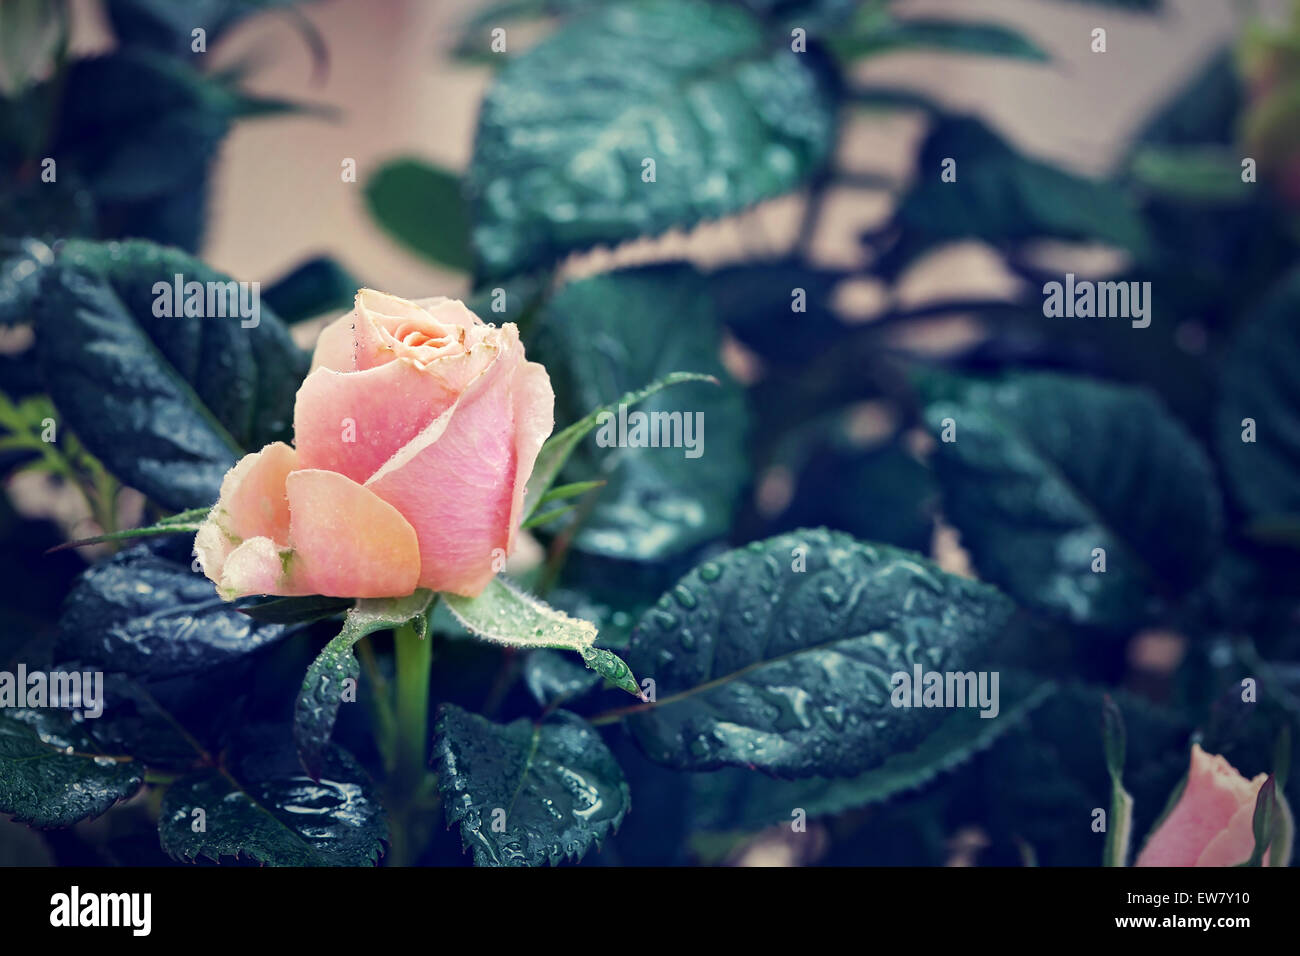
194, 442, 296, 595
285, 469, 421, 597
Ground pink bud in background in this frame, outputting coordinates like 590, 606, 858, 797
1135, 743, 1292, 867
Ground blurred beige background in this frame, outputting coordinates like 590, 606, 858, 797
64, 0, 1244, 303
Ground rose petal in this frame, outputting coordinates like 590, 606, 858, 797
311, 314, 362, 373
1135, 744, 1266, 866
194, 442, 296, 590
293, 359, 459, 485
1194, 797, 1269, 867
218, 536, 300, 598
505, 357, 556, 552
365, 345, 519, 596
285, 469, 421, 597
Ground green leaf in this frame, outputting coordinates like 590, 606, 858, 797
262, 255, 361, 324
50, 506, 207, 552
364, 159, 473, 272
1101, 695, 1133, 867
0, 238, 53, 326
239, 594, 354, 625
831, 7, 1048, 62
104, 0, 312, 53
0, 709, 142, 828
468, 0, 836, 278
531, 266, 748, 560
522, 651, 602, 708
433, 704, 629, 866
34, 239, 308, 510
56, 540, 293, 679
1130, 47, 1238, 150
625, 528, 1016, 776
520, 481, 605, 530
48, 50, 272, 249
690, 676, 1052, 832
879, 115, 1148, 276
1129, 146, 1253, 205
985, 686, 1190, 866
1244, 776, 1278, 867
523, 370, 717, 522
159, 730, 387, 866
442, 577, 644, 698
294, 590, 433, 779
1216, 268, 1300, 526
920, 371, 1221, 630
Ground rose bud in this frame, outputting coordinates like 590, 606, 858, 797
1135, 743, 1292, 867
195, 290, 553, 599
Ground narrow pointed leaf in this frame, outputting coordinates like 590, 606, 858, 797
523, 371, 716, 521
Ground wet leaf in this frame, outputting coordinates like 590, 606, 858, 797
443, 578, 643, 698
468, 0, 836, 277
56, 540, 292, 680
532, 266, 748, 561
0, 709, 142, 828
921, 371, 1221, 629
34, 239, 307, 510
433, 704, 628, 866
689, 676, 1052, 831
626, 528, 1016, 776
159, 730, 387, 866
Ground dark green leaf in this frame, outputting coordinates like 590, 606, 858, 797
56, 541, 292, 680
51, 51, 240, 248
523, 370, 717, 523
468, 0, 837, 277
879, 115, 1148, 276
522, 650, 601, 708
365, 159, 473, 272
0, 709, 142, 827
433, 704, 629, 866
831, 8, 1048, 62
240, 594, 354, 625
262, 255, 361, 324
983, 685, 1189, 867
1216, 268, 1300, 526
159, 730, 387, 866
0, 238, 53, 326
1129, 146, 1253, 205
921, 371, 1221, 630
1130, 47, 1238, 150
105, 0, 312, 53
532, 266, 749, 560
689, 676, 1052, 831
294, 591, 433, 779
626, 528, 1016, 776
35, 239, 308, 510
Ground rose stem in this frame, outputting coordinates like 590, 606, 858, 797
389, 616, 434, 866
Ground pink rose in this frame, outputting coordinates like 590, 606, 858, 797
195, 289, 554, 599
1135, 743, 1290, 867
